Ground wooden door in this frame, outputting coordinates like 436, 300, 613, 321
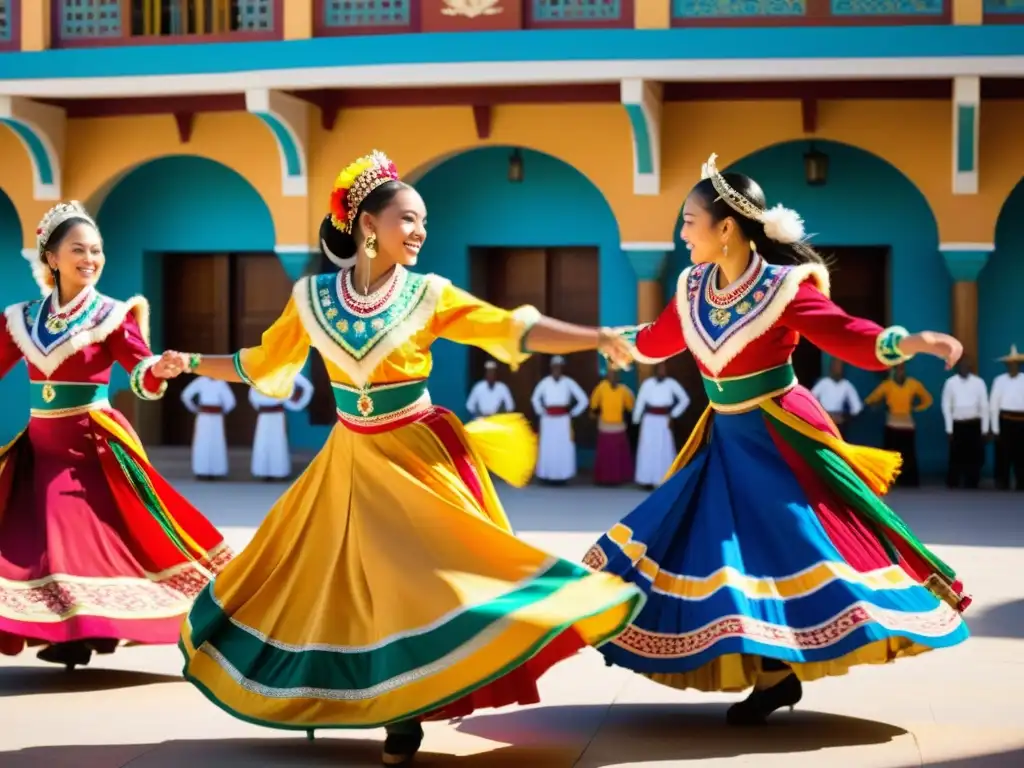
228, 254, 295, 446
162, 254, 231, 445
547, 247, 600, 449
468, 248, 548, 422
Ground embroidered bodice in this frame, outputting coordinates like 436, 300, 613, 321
235, 266, 539, 399
0, 287, 166, 400
626, 255, 904, 378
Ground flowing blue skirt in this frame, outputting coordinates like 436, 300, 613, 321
585, 404, 969, 691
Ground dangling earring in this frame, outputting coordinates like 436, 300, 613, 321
364, 234, 378, 260
749, 240, 758, 257
722, 243, 729, 258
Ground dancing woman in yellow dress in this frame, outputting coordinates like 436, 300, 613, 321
170, 151, 645, 766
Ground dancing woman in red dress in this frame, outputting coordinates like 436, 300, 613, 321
0, 202, 231, 669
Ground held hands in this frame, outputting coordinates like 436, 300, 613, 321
901, 332, 963, 370
151, 350, 193, 380
597, 328, 634, 370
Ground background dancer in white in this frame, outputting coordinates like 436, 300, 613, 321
633, 362, 690, 488
466, 360, 514, 418
811, 358, 863, 439
531, 356, 587, 484
249, 372, 314, 481
181, 375, 236, 480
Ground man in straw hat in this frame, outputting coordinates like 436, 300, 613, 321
991, 344, 1024, 491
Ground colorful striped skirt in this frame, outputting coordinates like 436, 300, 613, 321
584, 385, 969, 692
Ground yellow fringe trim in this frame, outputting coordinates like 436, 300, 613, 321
463, 412, 538, 489
663, 404, 714, 481
760, 400, 902, 495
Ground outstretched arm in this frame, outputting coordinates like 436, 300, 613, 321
781, 280, 962, 371
168, 297, 311, 399
430, 283, 634, 369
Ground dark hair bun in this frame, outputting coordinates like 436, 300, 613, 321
319, 214, 356, 271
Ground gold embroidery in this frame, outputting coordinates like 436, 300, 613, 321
736, 301, 752, 315
708, 307, 731, 328
41, 383, 56, 403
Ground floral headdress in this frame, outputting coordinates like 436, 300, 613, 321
700, 153, 806, 244
329, 150, 400, 237
24, 201, 97, 296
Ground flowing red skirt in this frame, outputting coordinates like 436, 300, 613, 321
0, 409, 231, 656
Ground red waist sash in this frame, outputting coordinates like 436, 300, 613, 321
645, 407, 671, 416
545, 407, 570, 416
198, 406, 224, 414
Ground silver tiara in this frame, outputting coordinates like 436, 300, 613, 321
36, 201, 96, 255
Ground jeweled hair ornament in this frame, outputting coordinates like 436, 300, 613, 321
700, 153, 806, 245
24, 201, 97, 296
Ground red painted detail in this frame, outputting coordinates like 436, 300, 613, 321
662, 80, 954, 100
472, 104, 492, 139
174, 112, 194, 143
801, 97, 818, 134
36, 95, 247, 118
983, 11, 1024, 24
0, 0, 21, 53
288, 84, 622, 110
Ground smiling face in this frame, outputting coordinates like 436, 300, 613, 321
44, 221, 105, 295
680, 194, 732, 266
359, 186, 427, 267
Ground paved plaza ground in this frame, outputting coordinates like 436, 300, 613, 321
2, 481, 1022, 767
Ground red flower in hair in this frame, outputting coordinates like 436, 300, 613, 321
329, 186, 349, 232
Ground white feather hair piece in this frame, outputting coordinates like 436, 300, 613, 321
700, 153, 807, 245
321, 236, 357, 270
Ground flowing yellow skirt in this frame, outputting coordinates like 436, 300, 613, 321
179, 408, 644, 730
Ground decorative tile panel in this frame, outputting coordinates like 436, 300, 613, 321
831, 0, 944, 14
238, 0, 276, 31
0, 0, 10, 42
533, 0, 624, 21
672, 0, 806, 18
60, 0, 123, 39
324, 0, 411, 27
984, 0, 1024, 12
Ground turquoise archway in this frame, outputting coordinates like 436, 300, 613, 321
978, 175, 1024, 383
415, 146, 627, 423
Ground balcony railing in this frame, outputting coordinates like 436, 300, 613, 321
671, 0, 951, 25
314, 0, 633, 37
0, 0, 20, 51
53, 0, 283, 47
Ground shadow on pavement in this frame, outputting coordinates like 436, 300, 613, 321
0, 665, 181, 697
962, 598, 1024, 640
455, 702, 907, 760
0, 738, 577, 768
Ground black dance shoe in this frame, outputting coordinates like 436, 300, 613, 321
381, 723, 424, 766
726, 673, 803, 726
37, 641, 93, 670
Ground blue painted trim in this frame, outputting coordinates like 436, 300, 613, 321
0, 118, 54, 185
624, 249, 668, 281
253, 112, 302, 177
942, 249, 991, 282
956, 104, 976, 174
623, 103, 653, 176
1, 27, 1023, 80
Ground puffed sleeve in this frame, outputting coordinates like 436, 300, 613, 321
780, 280, 911, 372
234, 296, 311, 399
104, 301, 168, 401
0, 314, 25, 380
617, 298, 688, 364
430, 282, 540, 371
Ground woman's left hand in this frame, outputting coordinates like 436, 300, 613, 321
903, 331, 963, 370
598, 328, 634, 370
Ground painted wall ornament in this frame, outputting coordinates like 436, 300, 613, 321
442, 0, 505, 18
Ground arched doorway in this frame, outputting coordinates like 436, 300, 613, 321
665, 140, 946, 474
415, 146, 626, 456
979, 177, 1024, 382
0, 189, 37, 444
95, 156, 278, 448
